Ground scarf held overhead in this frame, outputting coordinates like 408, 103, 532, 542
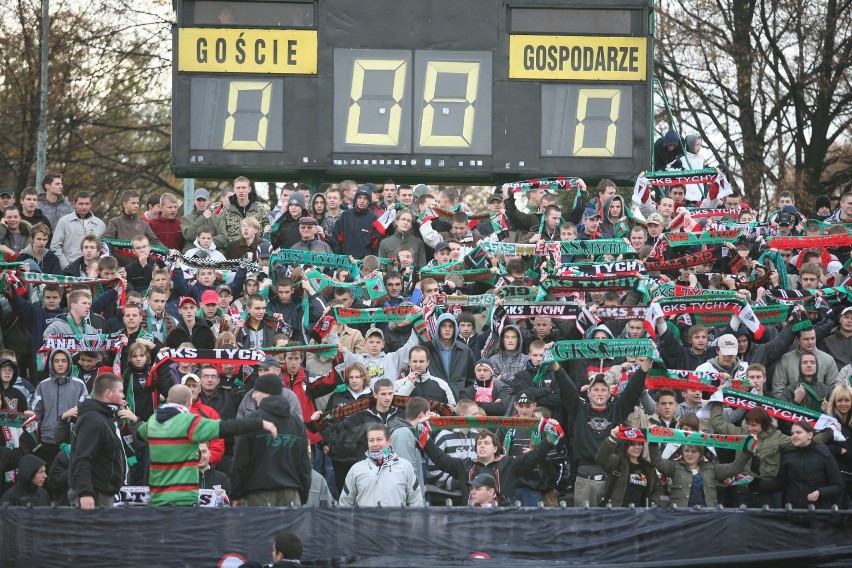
617, 425, 757, 453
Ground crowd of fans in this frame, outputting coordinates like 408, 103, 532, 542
0, 142, 850, 511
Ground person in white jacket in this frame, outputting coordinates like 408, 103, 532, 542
393, 346, 456, 406
338, 424, 424, 507
342, 327, 419, 387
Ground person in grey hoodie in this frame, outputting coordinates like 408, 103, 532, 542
425, 313, 476, 400
32, 348, 89, 465
486, 324, 529, 391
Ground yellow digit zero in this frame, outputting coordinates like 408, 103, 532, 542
222, 81, 273, 150
345, 58, 408, 146
572, 88, 621, 157
419, 61, 480, 148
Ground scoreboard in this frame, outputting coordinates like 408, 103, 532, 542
172, 0, 654, 183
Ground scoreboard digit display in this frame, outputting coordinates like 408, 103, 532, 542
172, 0, 653, 183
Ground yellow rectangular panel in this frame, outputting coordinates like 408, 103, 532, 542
178, 28, 318, 74
509, 35, 647, 81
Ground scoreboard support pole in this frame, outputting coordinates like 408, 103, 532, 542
183, 178, 195, 215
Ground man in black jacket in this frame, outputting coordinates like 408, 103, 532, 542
331, 184, 380, 257
165, 296, 216, 349
69, 373, 137, 509
230, 373, 312, 506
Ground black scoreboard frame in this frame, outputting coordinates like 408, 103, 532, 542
171, 0, 654, 184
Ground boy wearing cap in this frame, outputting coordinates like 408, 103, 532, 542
165, 297, 216, 349
230, 373, 312, 506
180, 188, 228, 252
577, 209, 602, 241
198, 289, 233, 335
695, 333, 749, 382
291, 216, 332, 253
469, 473, 499, 507
181, 373, 226, 467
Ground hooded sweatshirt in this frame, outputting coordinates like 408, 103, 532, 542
666, 134, 706, 202
32, 349, 89, 445
600, 195, 632, 239
425, 313, 476, 399
487, 324, 530, 388
0, 455, 50, 506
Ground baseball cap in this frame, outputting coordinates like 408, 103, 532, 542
827, 260, 843, 274
216, 284, 232, 294
469, 473, 497, 489
181, 373, 200, 385
258, 354, 281, 369
200, 290, 219, 305
434, 242, 450, 253
365, 327, 384, 340
0, 188, 14, 198
646, 213, 664, 226
582, 209, 601, 220
515, 391, 534, 405
245, 272, 260, 283
841, 306, 852, 317
178, 296, 197, 308
716, 334, 738, 356
589, 373, 608, 388
488, 193, 504, 204
256, 241, 273, 259
412, 183, 430, 198
194, 188, 210, 200
777, 212, 794, 226
299, 216, 318, 226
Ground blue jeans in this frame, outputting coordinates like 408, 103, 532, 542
312, 445, 337, 500
513, 487, 543, 507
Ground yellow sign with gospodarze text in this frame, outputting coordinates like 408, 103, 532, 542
509, 35, 647, 81
178, 28, 318, 75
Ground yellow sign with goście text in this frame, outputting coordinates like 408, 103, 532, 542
509, 35, 647, 81
178, 28, 318, 75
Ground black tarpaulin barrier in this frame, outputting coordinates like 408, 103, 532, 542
0, 507, 851, 567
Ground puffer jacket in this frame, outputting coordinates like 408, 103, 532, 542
650, 442, 751, 507
339, 451, 424, 507
757, 442, 844, 509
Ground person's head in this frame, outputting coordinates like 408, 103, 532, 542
325, 187, 342, 211
345, 363, 369, 393
198, 364, 221, 395
827, 384, 852, 420
688, 325, 709, 352
588, 374, 611, 408
420, 278, 439, 297
398, 184, 414, 206
0, 359, 17, 387
408, 346, 430, 375
681, 444, 704, 467
655, 389, 677, 421
500, 326, 520, 353
382, 180, 398, 203
404, 396, 430, 424
625, 319, 645, 339
92, 372, 124, 405
474, 359, 495, 383
68, 289, 92, 321
790, 420, 815, 447
606, 196, 623, 220
723, 193, 742, 209
119, 190, 140, 216
146, 287, 168, 314
77, 351, 101, 371
797, 327, 817, 352
746, 364, 766, 393
396, 246, 414, 268
438, 316, 457, 343
233, 176, 251, 202
560, 222, 577, 240
383, 272, 403, 298
20, 187, 38, 213
373, 378, 395, 412
743, 407, 771, 437
715, 333, 738, 367
284, 351, 303, 375
528, 340, 546, 368
455, 312, 475, 339
198, 441, 211, 470
275, 277, 294, 305
273, 531, 303, 563
340, 179, 357, 203
629, 226, 647, 251
799, 351, 818, 379
2, 205, 21, 231
677, 412, 699, 433
513, 391, 537, 419
437, 188, 459, 210
127, 341, 150, 370
532, 317, 552, 339
738, 210, 754, 223
179, 297, 198, 325
50, 349, 71, 377
839, 192, 852, 218
469, 473, 498, 505
597, 179, 617, 202
683, 388, 702, 406
669, 184, 686, 203
449, 211, 468, 239
364, 328, 385, 356
181, 373, 203, 401
193, 267, 215, 287
240, 216, 260, 241
433, 242, 452, 264
582, 210, 601, 233
777, 191, 794, 209
354, 185, 372, 210
97, 255, 118, 279
475, 431, 502, 462
72, 191, 93, 217
799, 262, 822, 291
156, 193, 177, 220
367, 424, 392, 452
42, 172, 63, 197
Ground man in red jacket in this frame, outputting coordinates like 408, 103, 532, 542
181, 373, 225, 466
148, 193, 184, 250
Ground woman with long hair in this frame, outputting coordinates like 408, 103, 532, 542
596, 426, 657, 507
826, 384, 852, 505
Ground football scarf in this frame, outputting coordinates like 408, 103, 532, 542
644, 297, 765, 340
645, 368, 749, 393
663, 230, 741, 247
273, 250, 357, 273
616, 425, 758, 453
499, 301, 581, 320
766, 234, 852, 250
543, 339, 658, 363
330, 306, 430, 342
419, 415, 565, 449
